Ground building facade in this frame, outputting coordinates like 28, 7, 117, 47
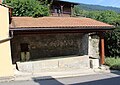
0, 4, 14, 77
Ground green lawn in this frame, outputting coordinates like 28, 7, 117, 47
105, 57, 120, 70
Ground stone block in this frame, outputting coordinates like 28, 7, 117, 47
90, 58, 100, 68
16, 62, 33, 72
59, 55, 89, 68
32, 61, 43, 72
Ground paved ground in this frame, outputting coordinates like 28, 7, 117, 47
0, 68, 96, 82
0, 71, 120, 85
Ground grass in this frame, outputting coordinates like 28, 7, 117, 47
105, 57, 120, 70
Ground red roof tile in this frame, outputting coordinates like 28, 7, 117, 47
10, 17, 114, 30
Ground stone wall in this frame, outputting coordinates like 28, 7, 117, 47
11, 33, 89, 63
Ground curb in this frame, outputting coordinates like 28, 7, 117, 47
14, 71, 97, 81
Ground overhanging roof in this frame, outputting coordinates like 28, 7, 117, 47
54, 0, 79, 5
10, 17, 115, 31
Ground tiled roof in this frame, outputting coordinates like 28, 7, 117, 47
10, 17, 114, 30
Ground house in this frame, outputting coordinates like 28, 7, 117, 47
49, 0, 78, 16
0, 4, 14, 77
0, 0, 115, 75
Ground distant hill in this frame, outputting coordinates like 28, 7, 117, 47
77, 3, 120, 13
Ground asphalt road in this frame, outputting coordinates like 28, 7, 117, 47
0, 72, 120, 85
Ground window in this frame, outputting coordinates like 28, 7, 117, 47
54, 6, 61, 14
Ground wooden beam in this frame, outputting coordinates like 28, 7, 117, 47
99, 32, 105, 65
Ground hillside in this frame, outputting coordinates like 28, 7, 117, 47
77, 3, 120, 13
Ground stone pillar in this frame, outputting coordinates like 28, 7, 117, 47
88, 33, 100, 68
88, 34, 99, 58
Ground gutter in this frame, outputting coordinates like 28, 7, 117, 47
0, 30, 13, 43
10, 26, 115, 31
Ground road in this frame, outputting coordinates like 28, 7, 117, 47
0, 72, 120, 85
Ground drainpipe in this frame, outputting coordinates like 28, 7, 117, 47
0, 30, 13, 43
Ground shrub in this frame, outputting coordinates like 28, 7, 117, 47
105, 57, 120, 70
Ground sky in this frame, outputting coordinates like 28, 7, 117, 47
63, 0, 120, 8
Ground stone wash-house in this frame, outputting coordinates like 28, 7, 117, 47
9, 0, 114, 72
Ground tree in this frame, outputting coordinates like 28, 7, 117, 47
4, 0, 50, 17
74, 6, 89, 17
97, 11, 118, 24
87, 11, 101, 20
105, 27, 120, 58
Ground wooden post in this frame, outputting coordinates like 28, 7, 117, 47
61, 5, 63, 16
99, 32, 105, 65
71, 4, 74, 17
0, 0, 2, 4
9, 8, 13, 24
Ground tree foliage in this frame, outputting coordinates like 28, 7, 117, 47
4, 0, 50, 17
105, 28, 120, 58
76, 4, 120, 13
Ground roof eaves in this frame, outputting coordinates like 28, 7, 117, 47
10, 26, 115, 31
55, 0, 79, 5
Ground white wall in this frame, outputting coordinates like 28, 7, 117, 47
0, 5, 14, 77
